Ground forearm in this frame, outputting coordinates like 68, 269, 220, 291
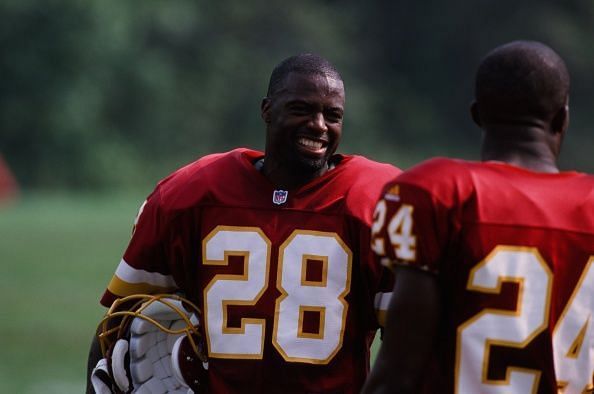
363, 353, 418, 394
86, 334, 102, 394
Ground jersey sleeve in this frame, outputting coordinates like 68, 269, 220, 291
371, 179, 454, 275
354, 215, 396, 328
100, 189, 179, 307
344, 160, 401, 329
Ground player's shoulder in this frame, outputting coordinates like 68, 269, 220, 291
558, 169, 594, 190
337, 154, 401, 186
336, 154, 401, 222
169, 147, 256, 178
397, 157, 472, 185
383, 157, 478, 208
153, 148, 261, 206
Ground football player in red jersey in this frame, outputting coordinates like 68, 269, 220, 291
363, 41, 594, 394
86, 53, 401, 393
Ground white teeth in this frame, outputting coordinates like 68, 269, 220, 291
298, 137, 324, 150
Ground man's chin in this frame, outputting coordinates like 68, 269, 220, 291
292, 155, 328, 174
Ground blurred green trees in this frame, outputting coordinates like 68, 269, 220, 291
1, 0, 593, 190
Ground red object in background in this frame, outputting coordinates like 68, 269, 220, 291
0, 154, 19, 203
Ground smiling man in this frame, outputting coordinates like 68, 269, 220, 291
87, 54, 400, 393
261, 64, 345, 188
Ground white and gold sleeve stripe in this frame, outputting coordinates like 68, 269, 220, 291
107, 259, 177, 297
374, 291, 393, 327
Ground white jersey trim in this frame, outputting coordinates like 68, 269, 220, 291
115, 259, 176, 288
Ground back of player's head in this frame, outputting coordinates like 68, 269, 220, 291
266, 53, 343, 97
474, 41, 570, 124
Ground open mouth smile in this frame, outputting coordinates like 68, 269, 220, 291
296, 136, 328, 155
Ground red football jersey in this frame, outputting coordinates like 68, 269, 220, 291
101, 148, 400, 393
372, 158, 594, 394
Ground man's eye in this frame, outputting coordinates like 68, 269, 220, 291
290, 106, 309, 115
325, 111, 343, 123
288, 102, 312, 114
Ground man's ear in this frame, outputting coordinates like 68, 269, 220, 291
551, 104, 569, 135
470, 101, 482, 127
261, 97, 271, 123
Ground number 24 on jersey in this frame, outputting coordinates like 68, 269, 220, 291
372, 201, 594, 393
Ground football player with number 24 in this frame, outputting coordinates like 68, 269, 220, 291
363, 41, 594, 394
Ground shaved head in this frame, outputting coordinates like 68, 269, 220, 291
266, 53, 343, 98
474, 41, 570, 124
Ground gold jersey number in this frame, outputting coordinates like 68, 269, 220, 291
372, 196, 594, 393
202, 226, 352, 364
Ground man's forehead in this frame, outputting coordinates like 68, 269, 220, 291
280, 71, 344, 96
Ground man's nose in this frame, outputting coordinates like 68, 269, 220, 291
309, 112, 328, 132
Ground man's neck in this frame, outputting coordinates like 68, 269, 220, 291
481, 126, 559, 173
258, 158, 333, 190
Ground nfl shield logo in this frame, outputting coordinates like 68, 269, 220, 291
272, 190, 288, 205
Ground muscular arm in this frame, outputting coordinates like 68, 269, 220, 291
362, 265, 440, 394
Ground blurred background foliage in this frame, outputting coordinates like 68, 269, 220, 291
1, 2, 593, 392
2, 0, 593, 192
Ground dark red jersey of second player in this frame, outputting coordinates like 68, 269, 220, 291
373, 157, 594, 394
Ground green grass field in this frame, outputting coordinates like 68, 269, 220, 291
0, 194, 381, 393
0, 194, 141, 393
